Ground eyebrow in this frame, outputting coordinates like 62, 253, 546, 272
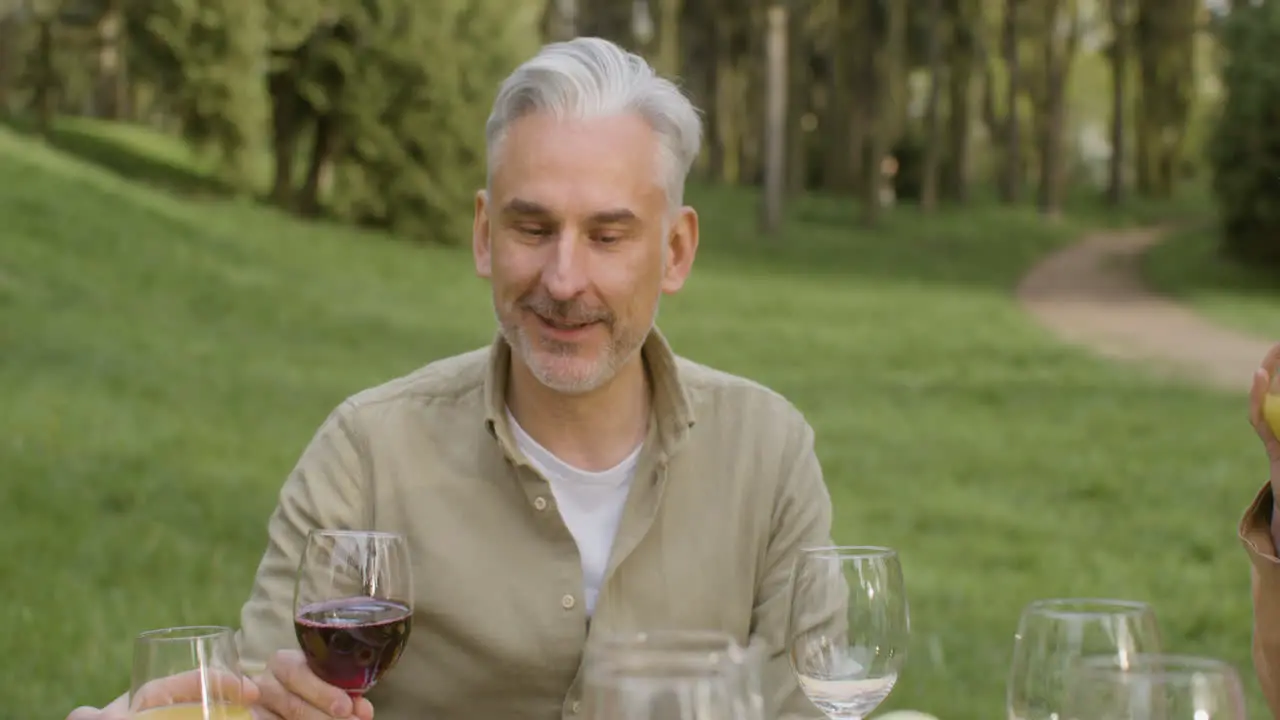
500, 198, 639, 225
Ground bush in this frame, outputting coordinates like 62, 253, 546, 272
325, 0, 542, 244
1208, 1, 1280, 267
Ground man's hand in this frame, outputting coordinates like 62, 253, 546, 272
1249, 344, 1280, 470
253, 650, 375, 720
65, 671, 260, 720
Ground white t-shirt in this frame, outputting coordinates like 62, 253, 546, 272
506, 409, 641, 616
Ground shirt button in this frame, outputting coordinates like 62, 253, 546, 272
561, 594, 576, 610
533, 496, 548, 511
571, 700, 580, 714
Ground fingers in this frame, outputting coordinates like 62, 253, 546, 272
1261, 343, 1280, 379
131, 669, 257, 710
259, 650, 356, 720
1251, 368, 1268, 434
354, 697, 375, 720
66, 708, 127, 720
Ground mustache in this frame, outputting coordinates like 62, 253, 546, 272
521, 292, 612, 325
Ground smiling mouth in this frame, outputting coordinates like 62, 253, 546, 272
537, 314, 596, 331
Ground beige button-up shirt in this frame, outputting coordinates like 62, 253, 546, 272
234, 329, 834, 719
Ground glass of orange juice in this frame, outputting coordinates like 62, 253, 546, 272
129, 626, 252, 719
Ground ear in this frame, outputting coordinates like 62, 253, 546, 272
473, 189, 492, 279
660, 206, 699, 294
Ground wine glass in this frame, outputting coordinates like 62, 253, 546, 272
1064, 654, 1247, 720
1007, 598, 1163, 720
582, 637, 744, 720
787, 546, 910, 720
293, 529, 414, 699
585, 629, 764, 720
129, 625, 253, 719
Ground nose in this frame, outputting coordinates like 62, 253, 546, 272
541, 230, 589, 301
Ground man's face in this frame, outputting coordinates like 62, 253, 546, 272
473, 111, 698, 395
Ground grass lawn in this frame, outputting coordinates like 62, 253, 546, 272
0, 120, 1268, 719
1144, 222, 1280, 340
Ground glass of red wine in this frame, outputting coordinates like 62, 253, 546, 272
293, 529, 414, 700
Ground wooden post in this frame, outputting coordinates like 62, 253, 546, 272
760, 2, 788, 237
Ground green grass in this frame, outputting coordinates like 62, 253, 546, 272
1144, 222, 1280, 340
0, 119, 1267, 719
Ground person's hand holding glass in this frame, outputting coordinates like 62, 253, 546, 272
254, 529, 412, 720
128, 626, 257, 719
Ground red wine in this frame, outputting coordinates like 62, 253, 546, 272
294, 597, 412, 695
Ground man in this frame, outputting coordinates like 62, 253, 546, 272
68, 36, 834, 720
1243, 344, 1280, 717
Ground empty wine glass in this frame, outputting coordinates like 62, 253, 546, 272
787, 546, 910, 720
1007, 598, 1163, 720
1064, 654, 1247, 720
293, 529, 414, 699
582, 640, 744, 720
586, 629, 764, 720
129, 625, 253, 719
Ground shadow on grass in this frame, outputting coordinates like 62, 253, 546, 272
687, 181, 1215, 294
0, 115, 234, 198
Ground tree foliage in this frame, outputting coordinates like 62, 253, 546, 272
1209, 1, 1280, 267
321, 0, 542, 242
126, 0, 269, 186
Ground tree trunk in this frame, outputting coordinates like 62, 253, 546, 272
921, 0, 946, 212
999, 0, 1022, 204
760, 2, 788, 236
654, 0, 681, 78
1106, 0, 1127, 205
858, 0, 883, 226
785, 3, 811, 195
268, 67, 304, 209
94, 0, 126, 119
1038, 0, 1079, 219
34, 17, 56, 138
299, 114, 336, 218
820, 4, 854, 192
541, 0, 578, 40
0, 14, 17, 116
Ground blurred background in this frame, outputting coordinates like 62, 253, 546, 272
2, 0, 1279, 717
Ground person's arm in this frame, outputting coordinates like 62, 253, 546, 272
236, 400, 370, 671
1240, 480, 1280, 716
62, 402, 370, 720
1244, 353, 1280, 718
750, 416, 838, 720
237, 400, 375, 720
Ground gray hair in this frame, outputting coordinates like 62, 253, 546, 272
484, 37, 703, 213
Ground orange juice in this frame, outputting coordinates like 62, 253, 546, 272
132, 704, 252, 720
1266, 393, 1280, 440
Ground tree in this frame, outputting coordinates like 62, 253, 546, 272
322, 0, 542, 243
1209, 1, 1280, 268
126, 0, 270, 187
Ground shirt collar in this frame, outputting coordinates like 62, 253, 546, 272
482, 327, 696, 460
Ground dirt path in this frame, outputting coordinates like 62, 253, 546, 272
1016, 226, 1273, 394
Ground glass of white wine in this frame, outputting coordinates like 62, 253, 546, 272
585, 629, 764, 720
581, 644, 744, 720
787, 546, 910, 720
129, 626, 253, 719
1064, 654, 1247, 720
1007, 599, 1162, 720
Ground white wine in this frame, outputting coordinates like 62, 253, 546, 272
132, 703, 253, 720
799, 674, 898, 719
